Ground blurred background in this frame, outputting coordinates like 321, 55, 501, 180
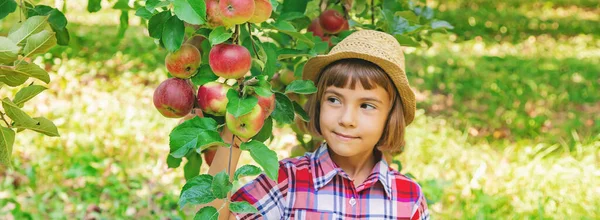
1, 0, 598, 219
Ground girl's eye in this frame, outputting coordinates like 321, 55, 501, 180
327, 97, 341, 104
361, 103, 376, 110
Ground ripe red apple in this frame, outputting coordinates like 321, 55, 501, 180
165, 44, 202, 79
209, 43, 252, 79
197, 82, 231, 116
219, 0, 255, 26
278, 69, 297, 85
341, 20, 349, 31
206, 0, 224, 27
319, 9, 346, 34
290, 145, 307, 158
255, 93, 276, 116
203, 147, 218, 166
248, 0, 272, 23
153, 78, 195, 118
226, 105, 266, 139
308, 18, 325, 38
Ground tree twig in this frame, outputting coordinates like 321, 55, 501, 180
0, 111, 12, 128
371, 0, 375, 25
247, 23, 262, 62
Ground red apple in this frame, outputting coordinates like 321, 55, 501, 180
197, 82, 231, 116
165, 44, 202, 79
226, 105, 266, 139
255, 93, 276, 116
219, 0, 255, 26
203, 147, 218, 166
209, 43, 252, 79
278, 69, 297, 85
341, 20, 349, 31
319, 9, 346, 34
153, 78, 195, 118
308, 18, 325, 38
206, 0, 224, 27
248, 0, 272, 23
290, 145, 307, 158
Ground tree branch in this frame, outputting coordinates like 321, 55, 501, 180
0, 111, 11, 128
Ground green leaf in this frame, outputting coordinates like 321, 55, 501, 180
431, 20, 454, 29
13, 116, 59, 136
252, 116, 272, 142
281, 0, 308, 14
48, 9, 67, 30
171, 130, 226, 158
145, 0, 165, 12
162, 15, 185, 52
395, 11, 419, 24
54, 26, 70, 46
212, 171, 233, 199
394, 34, 420, 47
0, 0, 17, 20
179, 174, 216, 208
167, 154, 183, 168
292, 101, 309, 122
278, 12, 305, 21
285, 80, 317, 94
112, 0, 131, 10
135, 7, 153, 20
195, 206, 219, 220
253, 85, 273, 98
1, 98, 38, 127
262, 43, 278, 79
174, 0, 205, 25
26, 5, 52, 17
229, 201, 259, 214
117, 10, 129, 39
8, 16, 49, 46
277, 49, 310, 60
208, 26, 233, 46
226, 89, 258, 118
13, 85, 47, 108
22, 30, 57, 58
271, 92, 294, 124
0, 126, 15, 167
0, 36, 20, 64
0, 62, 50, 87
239, 140, 279, 181
184, 152, 202, 181
269, 22, 314, 47
148, 11, 171, 39
87, 0, 102, 13
191, 65, 218, 86
234, 164, 262, 181
169, 117, 219, 157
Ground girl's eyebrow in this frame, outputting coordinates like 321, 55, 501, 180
324, 89, 384, 104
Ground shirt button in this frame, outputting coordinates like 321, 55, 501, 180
349, 197, 356, 206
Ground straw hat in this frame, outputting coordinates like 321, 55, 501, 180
302, 30, 416, 125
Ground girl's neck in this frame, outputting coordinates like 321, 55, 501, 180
328, 147, 378, 185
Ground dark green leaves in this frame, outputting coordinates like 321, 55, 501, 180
208, 26, 233, 46
292, 101, 309, 122
87, 0, 102, 13
13, 85, 47, 108
148, 11, 171, 39
169, 117, 226, 159
239, 140, 279, 181
183, 152, 202, 180
0, 126, 15, 167
162, 15, 185, 52
271, 92, 294, 124
212, 171, 233, 199
191, 65, 219, 86
226, 89, 258, 118
179, 174, 216, 208
285, 80, 317, 94
234, 164, 262, 181
229, 201, 259, 214
0, 0, 17, 20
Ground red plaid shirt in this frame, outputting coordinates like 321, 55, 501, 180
231, 143, 430, 219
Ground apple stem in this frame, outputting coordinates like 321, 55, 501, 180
234, 25, 240, 45
371, 0, 375, 25
0, 111, 11, 128
247, 23, 262, 62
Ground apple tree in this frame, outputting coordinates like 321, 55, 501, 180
0, 0, 70, 168
136, 0, 452, 218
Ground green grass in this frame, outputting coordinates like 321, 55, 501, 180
1, 0, 599, 219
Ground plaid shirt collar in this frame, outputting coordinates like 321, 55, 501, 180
310, 142, 393, 199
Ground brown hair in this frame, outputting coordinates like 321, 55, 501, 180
304, 59, 406, 159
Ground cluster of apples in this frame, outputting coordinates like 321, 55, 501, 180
206, 0, 272, 27
308, 9, 349, 46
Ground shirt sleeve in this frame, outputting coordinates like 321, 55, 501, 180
230, 162, 290, 220
411, 190, 430, 220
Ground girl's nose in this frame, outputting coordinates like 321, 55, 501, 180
338, 106, 357, 128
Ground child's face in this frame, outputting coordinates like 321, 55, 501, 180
319, 81, 391, 159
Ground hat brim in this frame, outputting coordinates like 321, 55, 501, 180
302, 51, 416, 125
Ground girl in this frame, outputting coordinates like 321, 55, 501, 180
206, 30, 429, 220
